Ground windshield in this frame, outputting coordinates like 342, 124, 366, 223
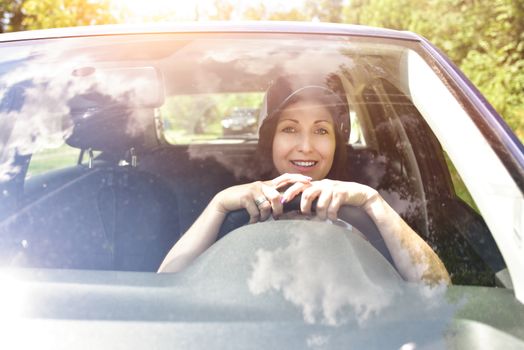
0, 32, 509, 287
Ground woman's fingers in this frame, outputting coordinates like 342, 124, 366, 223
315, 185, 334, 220
261, 183, 283, 218
280, 181, 312, 204
297, 180, 363, 220
299, 181, 336, 219
244, 197, 261, 224
256, 196, 272, 222
250, 178, 379, 223
300, 185, 322, 215
247, 185, 277, 223
249, 181, 289, 222
311, 181, 378, 220
327, 190, 343, 221
270, 173, 312, 189
222, 175, 376, 224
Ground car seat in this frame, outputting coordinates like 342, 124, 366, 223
0, 91, 180, 271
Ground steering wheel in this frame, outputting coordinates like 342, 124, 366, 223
217, 193, 393, 264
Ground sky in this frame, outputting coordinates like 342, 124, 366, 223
109, 0, 310, 22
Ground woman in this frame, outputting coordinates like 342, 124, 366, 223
158, 75, 450, 285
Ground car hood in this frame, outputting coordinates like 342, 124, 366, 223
1, 221, 524, 349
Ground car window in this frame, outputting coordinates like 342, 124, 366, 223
443, 152, 479, 214
25, 144, 79, 178
161, 92, 263, 143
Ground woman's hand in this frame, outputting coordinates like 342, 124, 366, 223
280, 179, 379, 220
213, 173, 312, 223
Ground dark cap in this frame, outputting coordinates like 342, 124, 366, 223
259, 74, 350, 140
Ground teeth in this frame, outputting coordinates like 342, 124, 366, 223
292, 161, 317, 167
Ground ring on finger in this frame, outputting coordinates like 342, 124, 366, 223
254, 195, 268, 207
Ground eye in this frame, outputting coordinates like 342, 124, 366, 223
315, 128, 329, 135
281, 126, 296, 133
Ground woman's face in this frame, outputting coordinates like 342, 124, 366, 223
272, 99, 336, 180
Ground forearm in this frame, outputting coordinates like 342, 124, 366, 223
157, 196, 226, 273
158, 175, 311, 273
364, 194, 451, 285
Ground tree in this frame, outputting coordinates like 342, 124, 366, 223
305, 0, 344, 22
22, 0, 116, 30
242, 2, 308, 21
342, 0, 524, 139
456, 0, 524, 138
0, 0, 25, 32
208, 0, 234, 20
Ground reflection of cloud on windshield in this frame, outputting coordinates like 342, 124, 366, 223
0, 149, 21, 182
0, 52, 161, 180
306, 334, 330, 349
201, 42, 275, 76
0, 60, 78, 180
247, 226, 402, 326
203, 40, 349, 77
414, 282, 448, 307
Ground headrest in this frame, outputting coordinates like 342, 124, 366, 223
65, 66, 164, 153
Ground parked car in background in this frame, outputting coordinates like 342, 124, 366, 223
0, 22, 523, 349
221, 107, 259, 136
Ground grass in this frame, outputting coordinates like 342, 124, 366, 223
26, 145, 79, 178
444, 152, 480, 214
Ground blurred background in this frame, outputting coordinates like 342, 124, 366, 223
1, 0, 523, 140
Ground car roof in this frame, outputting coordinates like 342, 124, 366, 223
0, 21, 421, 43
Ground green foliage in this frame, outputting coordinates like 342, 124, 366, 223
457, 0, 524, 139
342, 0, 524, 140
343, 0, 420, 29
0, 0, 25, 32
22, 0, 116, 30
241, 0, 343, 21
304, 0, 344, 22
242, 3, 308, 21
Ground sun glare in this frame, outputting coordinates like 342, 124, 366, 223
109, 0, 308, 22
0, 272, 27, 322
111, 0, 205, 21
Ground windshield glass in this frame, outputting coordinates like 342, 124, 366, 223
0, 32, 507, 287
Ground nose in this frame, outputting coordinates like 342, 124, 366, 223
297, 133, 313, 153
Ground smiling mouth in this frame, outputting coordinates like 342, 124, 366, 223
291, 160, 318, 167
